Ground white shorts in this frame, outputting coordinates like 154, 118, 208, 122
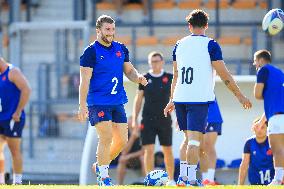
268, 114, 284, 135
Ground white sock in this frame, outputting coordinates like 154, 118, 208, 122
207, 168, 215, 181
179, 161, 188, 177
202, 172, 207, 181
187, 165, 197, 181
274, 167, 284, 181
13, 174, 22, 184
0, 173, 5, 184
98, 165, 109, 178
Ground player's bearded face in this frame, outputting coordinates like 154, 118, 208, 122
100, 23, 115, 44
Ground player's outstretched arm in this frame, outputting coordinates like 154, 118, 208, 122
238, 153, 250, 185
78, 66, 92, 121
123, 62, 147, 86
9, 67, 31, 122
212, 60, 252, 109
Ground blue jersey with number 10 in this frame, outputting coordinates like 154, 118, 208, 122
80, 41, 128, 106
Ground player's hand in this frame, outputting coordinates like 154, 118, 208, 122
237, 94, 252, 109
164, 100, 175, 117
12, 111, 21, 122
78, 105, 89, 122
137, 74, 148, 86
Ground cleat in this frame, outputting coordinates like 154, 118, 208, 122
176, 176, 188, 187
188, 179, 203, 187
100, 177, 114, 186
202, 179, 218, 186
166, 180, 176, 186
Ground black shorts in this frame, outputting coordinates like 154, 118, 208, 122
140, 118, 172, 146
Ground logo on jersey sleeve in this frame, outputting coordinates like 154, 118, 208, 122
266, 149, 273, 156
98, 111, 105, 118
1, 76, 6, 81
162, 76, 169, 84
116, 51, 122, 58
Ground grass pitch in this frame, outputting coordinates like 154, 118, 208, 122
0, 185, 284, 189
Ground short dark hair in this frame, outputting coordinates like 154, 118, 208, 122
96, 15, 115, 29
254, 49, 271, 63
186, 9, 209, 28
253, 117, 268, 127
148, 51, 164, 61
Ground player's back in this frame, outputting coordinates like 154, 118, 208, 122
173, 35, 215, 103
0, 65, 24, 120
261, 64, 284, 120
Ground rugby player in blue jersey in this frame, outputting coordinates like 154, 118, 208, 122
253, 50, 284, 185
0, 57, 31, 184
239, 117, 274, 185
78, 15, 147, 186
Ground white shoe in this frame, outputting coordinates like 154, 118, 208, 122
166, 180, 176, 186
268, 179, 282, 185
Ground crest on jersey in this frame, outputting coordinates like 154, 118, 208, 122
266, 149, 273, 156
253, 151, 256, 155
162, 76, 168, 84
116, 51, 122, 58
1, 75, 6, 81
98, 111, 105, 118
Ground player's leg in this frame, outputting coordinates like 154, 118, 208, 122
140, 119, 156, 174
161, 146, 175, 185
0, 133, 6, 184
139, 154, 146, 177
203, 131, 218, 184
5, 118, 25, 185
143, 144, 155, 174
175, 103, 189, 186
109, 105, 128, 161
268, 134, 284, 184
95, 121, 113, 173
199, 135, 208, 181
158, 119, 175, 185
267, 115, 284, 185
109, 122, 128, 161
186, 104, 208, 185
117, 154, 128, 185
6, 137, 22, 184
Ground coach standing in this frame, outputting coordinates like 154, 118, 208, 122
132, 51, 176, 186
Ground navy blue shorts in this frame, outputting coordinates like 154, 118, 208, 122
175, 103, 208, 133
205, 122, 222, 135
88, 104, 127, 126
0, 118, 25, 137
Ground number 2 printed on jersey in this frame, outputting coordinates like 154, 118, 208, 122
111, 77, 118, 95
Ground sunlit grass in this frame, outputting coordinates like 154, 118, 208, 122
0, 185, 284, 189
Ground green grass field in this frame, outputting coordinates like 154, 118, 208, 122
0, 186, 284, 189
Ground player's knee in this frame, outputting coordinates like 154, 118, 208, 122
188, 140, 200, 150
99, 135, 112, 145
144, 146, 155, 155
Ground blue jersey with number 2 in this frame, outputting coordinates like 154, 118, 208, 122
80, 41, 128, 106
